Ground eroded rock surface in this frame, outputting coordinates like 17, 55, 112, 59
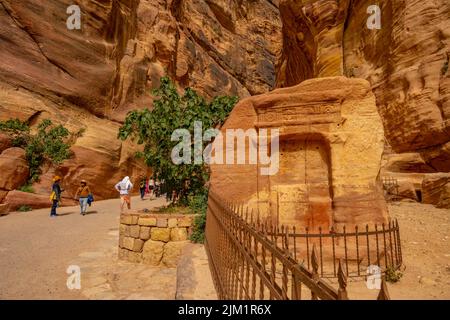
209, 76, 388, 230
276, 0, 450, 175
0, 148, 29, 191
0, 0, 282, 210
1, 0, 449, 211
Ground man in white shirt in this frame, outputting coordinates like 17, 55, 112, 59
115, 176, 133, 213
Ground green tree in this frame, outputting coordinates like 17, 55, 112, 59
0, 118, 74, 182
118, 76, 238, 205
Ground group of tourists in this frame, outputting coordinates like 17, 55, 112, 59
50, 176, 94, 217
49, 174, 162, 217
138, 176, 162, 200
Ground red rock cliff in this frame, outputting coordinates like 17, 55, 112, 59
1, 0, 449, 210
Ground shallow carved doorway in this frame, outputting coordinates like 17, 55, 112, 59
269, 135, 333, 232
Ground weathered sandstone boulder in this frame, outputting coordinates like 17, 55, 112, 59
3, 190, 52, 211
422, 173, 450, 208
0, 148, 29, 191
0, 133, 11, 153
383, 153, 436, 174
0, 190, 8, 203
170, 228, 188, 242
0, 96, 149, 208
162, 241, 190, 268
209, 76, 388, 230
142, 240, 165, 266
0, 204, 8, 216
396, 181, 419, 202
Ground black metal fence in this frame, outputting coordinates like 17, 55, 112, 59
267, 222, 402, 278
205, 191, 394, 300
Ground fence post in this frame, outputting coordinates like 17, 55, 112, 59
311, 244, 319, 300
337, 259, 348, 300
377, 278, 391, 300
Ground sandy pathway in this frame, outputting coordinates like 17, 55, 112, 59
0, 195, 167, 299
1, 195, 448, 300
327, 201, 450, 299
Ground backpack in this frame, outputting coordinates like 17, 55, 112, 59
87, 193, 94, 206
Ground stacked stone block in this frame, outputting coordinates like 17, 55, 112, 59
118, 212, 196, 267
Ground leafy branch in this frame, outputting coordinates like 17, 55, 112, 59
0, 118, 77, 183
118, 76, 238, 206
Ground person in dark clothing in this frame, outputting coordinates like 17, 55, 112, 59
50, 176, 63, 217
139, 176, 147, 200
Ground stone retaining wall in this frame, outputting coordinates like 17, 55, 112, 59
118, 211, 197, 267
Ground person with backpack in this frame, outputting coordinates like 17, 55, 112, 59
139, 176, 147, 200
49, 176, 63, 217
115, 176, 133, 213
74, 179, 92, 216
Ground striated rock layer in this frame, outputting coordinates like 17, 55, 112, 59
1, 0, 449, 212
277, 0, 450, 173
0, 0, 282, 210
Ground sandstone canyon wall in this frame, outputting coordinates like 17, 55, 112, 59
275, 0, 450, 207
1, 0, 449, 213
209, 76, 388, 230
0, 0, 282, 212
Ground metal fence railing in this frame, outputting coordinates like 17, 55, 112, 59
205, 191, 395, 300
383, 177, 400, 201
270, 221, 402, 279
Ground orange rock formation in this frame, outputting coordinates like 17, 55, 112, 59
0, 0, 449, 212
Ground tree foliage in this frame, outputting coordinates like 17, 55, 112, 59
0, 118, 74, 182
118, 76, 238, 205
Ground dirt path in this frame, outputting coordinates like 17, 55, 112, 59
335, 201, 450, 300
0, 195, 168, 299
386, 202, 450, 299
1, 195, 448, 300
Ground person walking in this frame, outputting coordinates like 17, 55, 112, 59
148, 178, 155, 199
115, 176, 133, 213
49, 176, 63, 217
139, 176, 147, 200
74, 179, 91, 215
155, 180, 163, 197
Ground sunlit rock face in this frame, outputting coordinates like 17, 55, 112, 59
275, 0, 450, 204
0, 0, 449, 211
277, 0, 450, 158
209, 77, 388, 230
0, 0, 282, 207
276, 0, 350, 86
